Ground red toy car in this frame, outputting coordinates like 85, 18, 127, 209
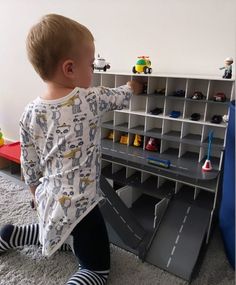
213, 92, 226, 102
145, 138, 159, 151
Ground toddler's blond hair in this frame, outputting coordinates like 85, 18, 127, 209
26, 14, 94, 80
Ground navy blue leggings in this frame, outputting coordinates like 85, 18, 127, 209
71, 205, 110, 271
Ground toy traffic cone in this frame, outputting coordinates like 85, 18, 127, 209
202, 130, 213, 172
202, 159, 212, 171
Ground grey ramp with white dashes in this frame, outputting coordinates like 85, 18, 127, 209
145, 198, 211, 281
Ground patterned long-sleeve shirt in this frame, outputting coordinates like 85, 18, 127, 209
20, 85, 132, 256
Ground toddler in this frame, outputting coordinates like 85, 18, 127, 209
0, 14, 142, 284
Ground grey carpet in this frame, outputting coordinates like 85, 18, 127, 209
0, 173, 234, 285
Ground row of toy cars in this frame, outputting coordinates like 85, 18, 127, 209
149, 106, 228, 124
168, 89, 227, 102
131, 84, 227, 102
150, 89, 228, 123
107, 131, 160, 151
190, 91, 227, 102
106, 131, 171, 169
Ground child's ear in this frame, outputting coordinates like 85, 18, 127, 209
62, 59, 75, 78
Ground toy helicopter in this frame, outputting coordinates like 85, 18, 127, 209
132, 56, 152, 74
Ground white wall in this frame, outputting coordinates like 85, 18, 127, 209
0, 0, 235, 141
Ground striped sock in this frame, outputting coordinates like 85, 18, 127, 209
0, 224, 71, 253
67, 269, 109, 285
60, 243, 72, 251
0, 224, 40, 252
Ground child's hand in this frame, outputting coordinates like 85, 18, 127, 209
127, 80, 144, 95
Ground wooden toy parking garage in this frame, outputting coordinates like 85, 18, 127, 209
94, 71, 234, 281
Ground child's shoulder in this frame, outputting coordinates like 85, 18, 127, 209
20, 97, 47, 123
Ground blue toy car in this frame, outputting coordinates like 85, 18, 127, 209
169, 111, 181, 118
173, 89, 185, 97
147, 157, 171, 168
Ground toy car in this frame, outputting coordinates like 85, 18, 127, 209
145, 138, 159, 151
190, 91, 205, 100
169, 111, 181, 118
213, 92, 226, 102
93, 54, 110, 72
132, 56, 152, 74
133, 134, 143, 147
154, 88, 166, 95
107, 131, 114, 140
120, 134, 129, 144
211, 115, 222, 124
147, 157, 170, 168
150, 107, 163, 115
172, 89, 185, 97
190, 113, 201, 121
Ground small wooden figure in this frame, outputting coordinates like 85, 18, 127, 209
219, 57, 234, 79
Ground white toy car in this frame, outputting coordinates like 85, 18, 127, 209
93, 54, 110, 72
222, 114, 228, 123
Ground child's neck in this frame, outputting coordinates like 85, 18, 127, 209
42, 81, 75, 101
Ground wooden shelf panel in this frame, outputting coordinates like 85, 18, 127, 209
101, 139, 219, 181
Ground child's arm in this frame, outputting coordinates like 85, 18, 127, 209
89, 80, 143, 115
20, 121, 42, 198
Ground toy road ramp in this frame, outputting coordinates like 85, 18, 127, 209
145, 198, 211, 281
99, 175, 147, 250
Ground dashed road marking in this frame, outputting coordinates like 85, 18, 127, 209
183, 215, 188, 224
179, 225, 184, 233
167, 257, 172, 268
166, 206, 192, 268
106, 198, 142, 240
175, 235, 180, 244
171, 246, 176, 256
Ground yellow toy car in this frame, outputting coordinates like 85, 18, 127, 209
132, 56, 152, 74
107, 131, 114, 140
133, 134, 142, 147
120, 134, 129, 145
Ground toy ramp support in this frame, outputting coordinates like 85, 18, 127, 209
99, 175, 149, 253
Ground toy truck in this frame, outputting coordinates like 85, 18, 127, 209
93, 54, 110, 72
